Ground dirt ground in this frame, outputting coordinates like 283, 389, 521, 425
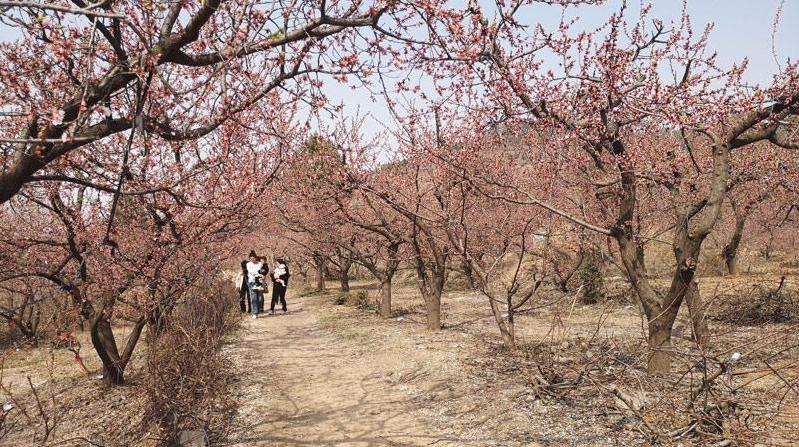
223, 282, 646, 447
223, 278, 799, 447
1, 276, 797, 446
225, 297, 464, 446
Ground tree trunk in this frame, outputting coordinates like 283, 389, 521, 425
636, 243, 647, 274
647, 319, 673, 375
762, 234, 774, 260
486, 292, 515, 349
722, 215, 746, 275
685, 280, 709, 348
616, 230, 683, 375
614, 135, 729, 375
336, 252, 353, 292
505, 292, 519, 350
503, 318, 515, 350
340, 269, 350, 292
314, 257, 326, 291
424, 292, 441, 331
91, 316, 125, 385
379, 245, 400, 319
413, 253, 445, 331
91, 313, 147, 386
379, 278, 392, 318
462, 258, 476, 289
644, 237, 704, 374
725, 252, 740, 276
316, 270, 325, 291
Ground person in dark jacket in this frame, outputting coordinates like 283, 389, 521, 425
238, 260, 250, 313
270, 258, 290, 314
257, 257, 269, 313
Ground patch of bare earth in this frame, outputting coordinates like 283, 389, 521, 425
4, 275, 794, 446
226, 279, 799, 446
225, 284, 646, 446
0, 325, 156, 446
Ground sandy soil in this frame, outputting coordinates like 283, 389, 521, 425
1, 275, 796, 446
221, 278, 799, 447
222, 284, 641, 447
225, 294, 474, 446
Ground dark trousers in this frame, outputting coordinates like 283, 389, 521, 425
270, 284, 287, 312
239, 281, 250, 313
258, 288, 266, 313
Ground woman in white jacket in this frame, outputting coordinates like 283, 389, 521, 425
245, 251, 265, 319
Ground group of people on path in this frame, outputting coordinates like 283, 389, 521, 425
236, 250, 290, 319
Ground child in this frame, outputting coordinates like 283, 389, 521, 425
273, 261, 287, 286
256, 257, 269, 312
252, 275, 265, 291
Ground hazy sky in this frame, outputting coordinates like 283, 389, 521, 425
318, 0, 799, 138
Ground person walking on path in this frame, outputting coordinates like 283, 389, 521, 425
270, 257, 290, 314
257, 256, 270, 313
237, 260, 250, 313
245, 251, 265, 319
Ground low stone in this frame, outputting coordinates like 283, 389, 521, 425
177, 430, 208, 447
610, 385, 647, 415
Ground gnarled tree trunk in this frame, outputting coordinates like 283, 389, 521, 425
379, 278, 392, 319
313, 256, 326, 292
685, 279, 709, 347
339, 263, 351, 292
611, 134, 731, 374
415, 257, 445, 331
618, 231, 681, 374
722, 213, 746, 275
488, 292, 515, 350
91, 312, 147, 385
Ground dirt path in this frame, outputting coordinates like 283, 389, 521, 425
225, 294, 468, 447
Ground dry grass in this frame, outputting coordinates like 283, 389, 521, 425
0, 281, 241, 447
311, 277, 799, 446
2, 267, 797, 446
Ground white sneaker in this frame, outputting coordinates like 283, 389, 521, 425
251, 314, 257, 319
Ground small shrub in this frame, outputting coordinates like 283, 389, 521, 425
334, 292, 350, 305
353, 291, 377, 312
712, 277, 798, 324
579, 254, 604, 304
443, 271, 475, 291
779, 258, 799, 269
353, 290, 368, 306
333, 291, 376, 311
142, 279, 240, 445
299, 283, 328, 297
